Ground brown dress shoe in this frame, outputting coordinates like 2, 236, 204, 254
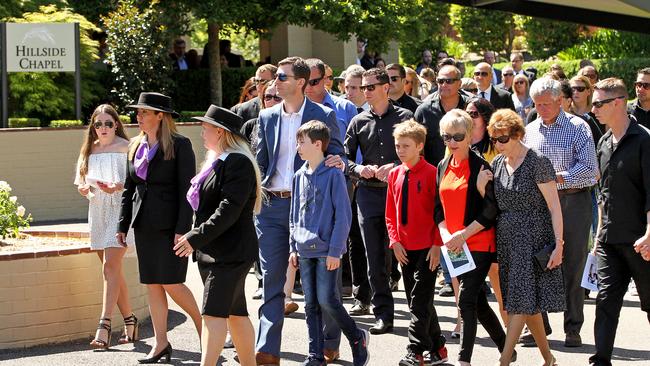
284, 301, 299, 316
256, 351, 280, 365
324, 348, 340, 363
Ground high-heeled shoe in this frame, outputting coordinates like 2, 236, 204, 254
89, 318, 112, 350
542, 355, 557, 366
118, 313, 139, 344
138, 343, 172, 364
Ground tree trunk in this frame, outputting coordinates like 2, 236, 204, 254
207, 23, 222, 106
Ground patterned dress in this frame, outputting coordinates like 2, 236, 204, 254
492, 149, 566, 314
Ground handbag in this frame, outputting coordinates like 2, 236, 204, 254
534, 244, 555, 272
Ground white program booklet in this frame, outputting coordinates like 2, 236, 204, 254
581, 253, 599, 292
439, 225, 476, 277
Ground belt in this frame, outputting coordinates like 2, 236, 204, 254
267, 190, 291, 198
558, 187, 590, 195
357, 180, 388, 188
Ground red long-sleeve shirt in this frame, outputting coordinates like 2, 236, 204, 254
386, 158, 443, 250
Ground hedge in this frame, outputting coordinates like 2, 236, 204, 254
177, 111, 205, 122
50, 120, 83, 128
8, 118, 40, 128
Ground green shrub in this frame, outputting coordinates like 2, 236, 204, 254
118, 115, 132, 125
8, 118, 40, 128
170, 67, 256, 111
177, 111, 205, 122
558, 29, 650, 60
50, 120, 83, 128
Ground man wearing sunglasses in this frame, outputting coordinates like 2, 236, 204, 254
344, 66, 370, 112
231, 64, 277, 122
473, 62, 515, 111
524, 77, 599, 349
255, 56, 346, 366
627, 67, 650, 129
345, 68, 413, 336
497, 65, 515, 94
386, 63, 421, 114
414, 65, 471, 166
589, 78, 650, 366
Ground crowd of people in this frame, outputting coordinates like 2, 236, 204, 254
73, 52, 650, 366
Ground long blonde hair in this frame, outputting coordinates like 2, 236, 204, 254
129, 111, 179, 161
77, 104, 128, 179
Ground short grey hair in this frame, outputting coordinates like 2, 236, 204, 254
529, 77, 561, 100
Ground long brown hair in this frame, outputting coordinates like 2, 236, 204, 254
76, 104, 128, 180
238, 77, 256, 104
128, 111, 179, 161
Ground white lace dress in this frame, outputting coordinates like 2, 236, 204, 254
75, 153, 130, 250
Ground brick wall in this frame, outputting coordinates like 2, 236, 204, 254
0, 124, 206, 223
0, 251, 147, 349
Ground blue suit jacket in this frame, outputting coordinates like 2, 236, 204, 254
256, 98, 345, 187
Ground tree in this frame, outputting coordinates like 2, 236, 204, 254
558, 28, 650, 60
449, 5, 516, 55
398, 1, 450, 66
519, 16, 583, 59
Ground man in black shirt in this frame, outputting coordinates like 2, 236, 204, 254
414, 65, 471, 166
627, 67, 650, 129
386, 63, 421, 113
589, 78, 650, 366
345, 68, 412, 335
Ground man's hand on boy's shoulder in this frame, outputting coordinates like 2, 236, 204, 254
325, 154, 345, 171
326, 256, 340, 271
391, 242, 409, 265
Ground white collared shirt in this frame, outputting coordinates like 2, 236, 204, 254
478, 86, 492, 102
268, 98, 307, 191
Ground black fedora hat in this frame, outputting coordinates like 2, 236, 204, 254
192, 104, 246, 140
127, 92, 180, 118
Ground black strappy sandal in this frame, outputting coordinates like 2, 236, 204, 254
90, 318, 111, 350
118, 313, 139, 344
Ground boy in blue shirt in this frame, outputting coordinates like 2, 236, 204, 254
289, 120, 370, 366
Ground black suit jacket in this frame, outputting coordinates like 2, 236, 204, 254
434, 149, 497, 229
483, 85, 515, 111
119, 135, 196, 234
186, 153, 259, 264
233, 97, 262, 122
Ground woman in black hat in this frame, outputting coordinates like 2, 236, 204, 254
173, 105, 262, 366
117, 92, 202, 363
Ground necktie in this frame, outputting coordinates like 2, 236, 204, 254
480, 91, 486, 99
401, 170, 410, 225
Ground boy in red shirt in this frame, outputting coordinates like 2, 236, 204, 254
385, 119, 447, 366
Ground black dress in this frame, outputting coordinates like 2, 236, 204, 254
118, 134, 196, 284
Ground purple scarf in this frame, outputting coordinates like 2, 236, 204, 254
186, 159, 221, 211
134, 139, 159, 180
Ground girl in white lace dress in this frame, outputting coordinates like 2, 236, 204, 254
75, 104, 138, 350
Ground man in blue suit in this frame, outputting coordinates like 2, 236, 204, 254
255, 56, 346, 365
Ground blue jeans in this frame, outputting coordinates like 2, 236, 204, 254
299, 257, 362, 360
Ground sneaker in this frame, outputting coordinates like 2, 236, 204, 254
438, 283, 454, 297
425, 345, 448, 365
349, 300, 371, 316
299, 356, 325, 366
224, 332, 234, 348
399, 352, 425, 366
390, 278, 399, 292
351, 328, 369, 366
519, 327, 552, 346
629, 282, 638, 296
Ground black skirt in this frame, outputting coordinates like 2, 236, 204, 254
134, 227, 188, 284
198, 260, 253, 318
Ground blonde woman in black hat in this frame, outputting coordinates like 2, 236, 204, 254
173, 105, 262, 366
117, 92, 202, 364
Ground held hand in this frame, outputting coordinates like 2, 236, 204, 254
445, 231, 465, 253
476, 166, 493, 192
633, 234, 650, 261
392, 242, 409, 265
289, 252, 299, 268
116, 232, 127, 247
426, 246, 441, 271
374, 163, 395, 182
359, 165, 377, 179
326, 256, 340, 271
173, 234, 194, 257
547, 245, 564, 270
325, 154, 345, 171
96, 181, 115, 194
77, 184, 90, 196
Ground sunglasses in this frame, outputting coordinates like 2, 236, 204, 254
515, 80, 526, 85
436, 78, 458, 85
490, 135, 511, 144
473, 71, 489, 77
275, 73, 295, 82
441, 132, 466, 142
307, 77, 323, 86
502, 73, 514, 77
263, 95, 282, 102
467, 110, 480, 119
389, 75, 401, 82
466, 88, 478, 94
571, 86, 587, 92
584, 74, 597, 79
635, 82, 650, 90
254, 78, 270, 85
360, 82, 386, 92
93, 121, 114, 129
592, 96, 625, 108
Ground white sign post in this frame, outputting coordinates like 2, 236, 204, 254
1, 23, 80, 127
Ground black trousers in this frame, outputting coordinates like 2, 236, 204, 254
457, 251, 506, 362
356, 185, 394, 322
402, 248, 444, 354
589, 243, 650, 366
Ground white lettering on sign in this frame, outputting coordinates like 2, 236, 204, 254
6, 23, 76, 72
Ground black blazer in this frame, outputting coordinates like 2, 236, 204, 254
434, 149, 497, 229
185, 153, 259, 264
118, 134, 196, 234
487, 85, 516, 111
233, 97, 262, 122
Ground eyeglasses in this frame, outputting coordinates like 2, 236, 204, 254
253, 78, 271, 85
490, 135, 511, 144
473, 71, 489, 77
592, 96, 625, 108
515, 80, 526, 85
263, 95, 282, 102
502, 73, 514, 77
571, 86, 587, 93
93, 121, 114, 129
441, 132, 466, 142
307, 77, 323, 86
360, 82, 386, 92
389, 76, 401, 82
275, 73, 295, 82
635, 82, 650, 90
467, 110, 480, 119
436, 78, 458, 85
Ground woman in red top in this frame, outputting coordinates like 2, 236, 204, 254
434, 109, 508, 366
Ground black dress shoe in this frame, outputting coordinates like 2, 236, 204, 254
369, 319, 393, 334
138, 343, 172, 364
